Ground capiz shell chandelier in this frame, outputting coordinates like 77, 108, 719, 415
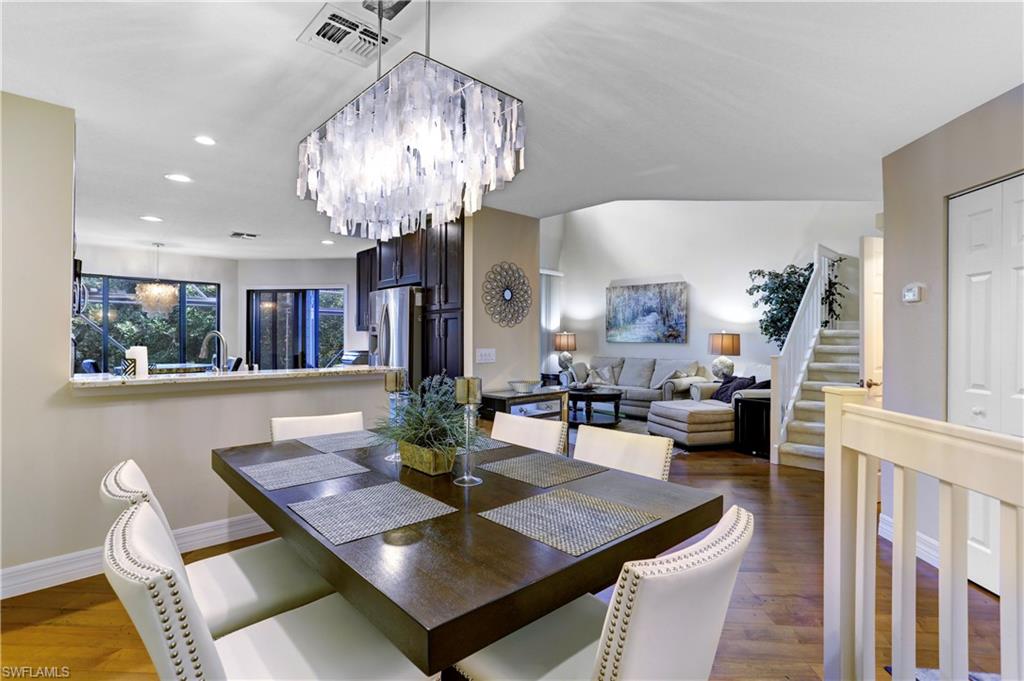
297, 51, 525, 241
135, 243, 178, 316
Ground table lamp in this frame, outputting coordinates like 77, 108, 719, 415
708, 332, 741, 379
554, 332, 577, 372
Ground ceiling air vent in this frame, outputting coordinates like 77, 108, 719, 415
297, 4, 401, 67
229, 232, 260, 240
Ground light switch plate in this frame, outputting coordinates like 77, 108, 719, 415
475, 348, 497, 364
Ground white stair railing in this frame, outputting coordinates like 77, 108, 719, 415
823, 387, 1024, 680
772, 244, 844, 456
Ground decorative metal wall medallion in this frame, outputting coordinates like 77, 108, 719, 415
482, 262, 532, 327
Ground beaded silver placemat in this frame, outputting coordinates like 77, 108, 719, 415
288, 481, 458, 546
298, 429, 382, 453
478, 451, 606, 488
459, 435, 512, 456
241, 453, 369, 490
479, 488, 659, 556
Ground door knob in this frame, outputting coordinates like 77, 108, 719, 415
857, 378, 882, 388
971, 407, 985, 416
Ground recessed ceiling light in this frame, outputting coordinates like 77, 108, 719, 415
194, 135, 216, 146
139, 215, 163, 222
321, 239, 335, 245
164, 173, 193, 183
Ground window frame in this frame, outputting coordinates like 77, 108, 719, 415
76, 273, 221, 373
245, 286, 346, 370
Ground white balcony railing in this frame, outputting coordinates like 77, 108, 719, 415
823, 387, 1023, 680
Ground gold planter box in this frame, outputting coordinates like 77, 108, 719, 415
398, 441, 456, 476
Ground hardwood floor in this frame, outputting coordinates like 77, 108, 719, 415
1, 421, 1000, 680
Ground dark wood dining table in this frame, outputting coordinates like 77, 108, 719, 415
212, 438, 723, 675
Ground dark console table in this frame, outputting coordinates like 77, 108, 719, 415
734, 396, 770, 458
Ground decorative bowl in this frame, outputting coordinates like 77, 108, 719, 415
508, 379, 541, 394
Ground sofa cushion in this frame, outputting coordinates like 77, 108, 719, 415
587, 366, 615, 385
618, 358, 656, 388
649, 359, 699, 388
571, 362, 590, 383
648, 399, 734, 424
590, 356, 625, 384
625, 387, 662, 402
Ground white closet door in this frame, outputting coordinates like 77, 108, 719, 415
1001, 174, 1024, 438
949, 183, 1002, 433
948, 176, 1022, 594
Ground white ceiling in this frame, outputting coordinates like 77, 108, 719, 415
3, 2, 1022, 260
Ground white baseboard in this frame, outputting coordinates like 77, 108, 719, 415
877, 512, 940, 569
0, 512, 272, 599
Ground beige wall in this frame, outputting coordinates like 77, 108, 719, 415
465, 207, 541, 390
882, 84, 1024, 421
880, 84, 1024, 543
0, 93, 388, 573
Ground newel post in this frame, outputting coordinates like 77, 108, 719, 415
822, 386, 868, 680
769, 355, 781, 465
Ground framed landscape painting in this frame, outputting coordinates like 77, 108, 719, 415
606, 281, 688, 343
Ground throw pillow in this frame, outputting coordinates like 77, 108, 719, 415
588, 366, 615, 385
712, 375, 756, 403
751, 379, 771, 390
650, 369, 683, 390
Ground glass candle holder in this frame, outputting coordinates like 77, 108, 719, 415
383, 369, 405, 463
453, 403, 482, 487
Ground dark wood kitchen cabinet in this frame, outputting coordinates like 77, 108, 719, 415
376, 231, 423, 289
355, 247, 377, 331
424, 310, 463, 378
423, 220, 463, 313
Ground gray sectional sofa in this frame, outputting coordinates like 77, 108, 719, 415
559, 356, 711, 418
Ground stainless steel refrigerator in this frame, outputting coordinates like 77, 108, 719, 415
368, 286, 423, 384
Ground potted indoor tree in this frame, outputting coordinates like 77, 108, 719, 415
376, 374, 480, 476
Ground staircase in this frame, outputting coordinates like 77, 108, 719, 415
778, 321, 860, 470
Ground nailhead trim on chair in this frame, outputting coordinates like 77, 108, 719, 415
101, 460, 149, 504
595, 508, 753, 681
557, 422, 569, 456
106, 504, 206, 680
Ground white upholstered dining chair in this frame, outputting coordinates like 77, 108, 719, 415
100, 460, 332, 639
269, 410, 364, 442
490, 412, 568, 455
455, 505, 754, 681
573, 424, 674, 480
104, 501, 430, 681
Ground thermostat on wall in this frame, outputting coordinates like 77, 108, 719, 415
902, 283, 924, 304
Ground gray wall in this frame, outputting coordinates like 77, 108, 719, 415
880, 85, 1024, 541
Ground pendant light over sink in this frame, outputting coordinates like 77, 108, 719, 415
135, 243, 178, 316
297, 0, 525, 242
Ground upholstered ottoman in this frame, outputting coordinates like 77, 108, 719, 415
646, 399, 734, 447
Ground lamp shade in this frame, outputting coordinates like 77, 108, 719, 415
554, 332, 577, 352
708, 332, 741, 356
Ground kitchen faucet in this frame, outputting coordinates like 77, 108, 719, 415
198, 330, 230, 372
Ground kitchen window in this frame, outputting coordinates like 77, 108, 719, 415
72, 275, 220, 373
246, 288, 345, 370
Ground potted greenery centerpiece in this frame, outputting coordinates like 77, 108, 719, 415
376, 374, 481, 476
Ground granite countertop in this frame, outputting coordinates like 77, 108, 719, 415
70, 365, 396, 390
